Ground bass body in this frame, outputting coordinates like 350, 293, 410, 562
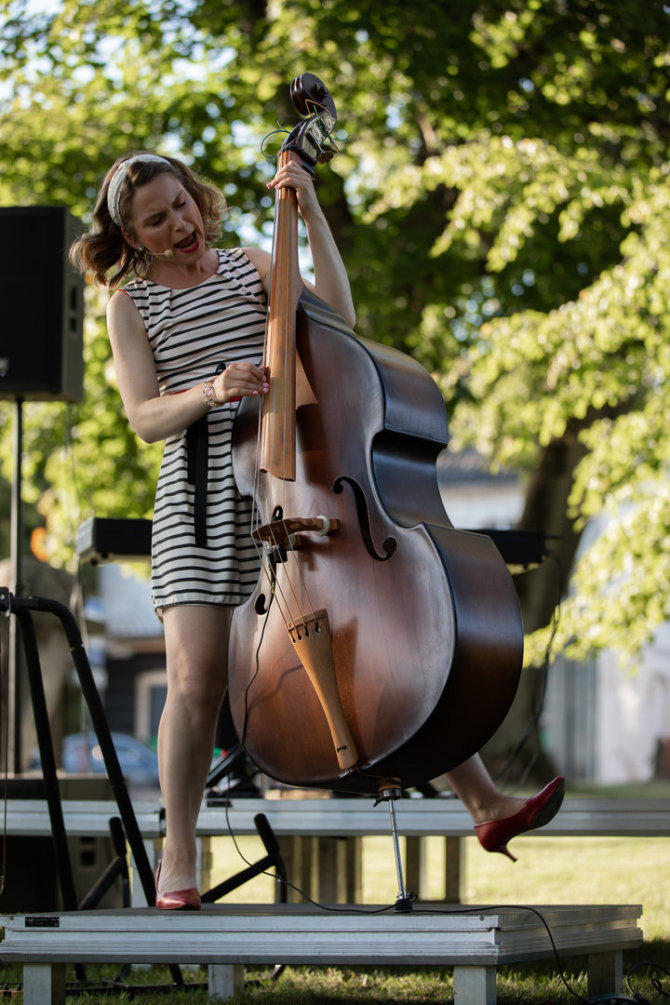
228, 290, 523, 794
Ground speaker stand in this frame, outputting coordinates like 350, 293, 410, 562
0, 591, 155, 903
0, 589, 157, 909
8, 396, 25, 774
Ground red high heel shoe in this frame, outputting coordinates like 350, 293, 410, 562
474, 776, 565, 862
155, 860, 202, 911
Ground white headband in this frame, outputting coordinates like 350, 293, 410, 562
107, 154, 170, 227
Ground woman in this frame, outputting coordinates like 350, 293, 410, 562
72, 152, 563, 909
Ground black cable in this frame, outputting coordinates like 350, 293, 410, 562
239, 577, 275, 750
626, 959, 670, 1000
428, 903, 591, 1003
221, 797, 397, 916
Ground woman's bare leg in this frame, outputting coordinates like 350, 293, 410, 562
157, 604, 231, 892
444, 754, 527, 825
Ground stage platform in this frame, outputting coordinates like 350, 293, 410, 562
0, 902, 642, 1004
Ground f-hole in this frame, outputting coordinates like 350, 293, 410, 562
333, 476, 397, 561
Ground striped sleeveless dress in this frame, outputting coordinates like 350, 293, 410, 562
123, 248, 266, 613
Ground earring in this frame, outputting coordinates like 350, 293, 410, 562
138, 244, 145, 253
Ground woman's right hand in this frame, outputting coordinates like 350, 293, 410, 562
212, 362, 269, 404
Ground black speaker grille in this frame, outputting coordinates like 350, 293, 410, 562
0, 206, 85, 401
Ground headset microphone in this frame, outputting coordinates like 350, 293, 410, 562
163, 248, 174, 258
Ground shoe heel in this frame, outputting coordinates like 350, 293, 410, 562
492, 843, 517, 863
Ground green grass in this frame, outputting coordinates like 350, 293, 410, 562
439, 833, 668, 940
212, 829, 670, 938
2, 829, 670, 1001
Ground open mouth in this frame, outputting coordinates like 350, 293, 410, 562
174, 232, 199, 251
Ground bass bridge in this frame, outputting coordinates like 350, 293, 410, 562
252, 515, 339, 562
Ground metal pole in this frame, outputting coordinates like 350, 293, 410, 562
8, 397, 24, 774
376, 784, 416, 912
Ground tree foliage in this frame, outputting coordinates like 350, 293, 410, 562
1, 0, 668, 664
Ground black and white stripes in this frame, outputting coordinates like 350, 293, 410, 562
123, 248, 266, 612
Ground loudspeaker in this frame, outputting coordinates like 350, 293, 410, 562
0, 205, 85, 402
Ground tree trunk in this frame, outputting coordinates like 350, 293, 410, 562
479, 428, 588, 784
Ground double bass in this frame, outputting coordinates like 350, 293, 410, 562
228, 74, 523, 797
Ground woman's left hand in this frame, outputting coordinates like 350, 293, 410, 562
263, 156, 355, 328
266, 161, 320, 217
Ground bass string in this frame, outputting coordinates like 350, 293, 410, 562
250, 152, 320, 635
